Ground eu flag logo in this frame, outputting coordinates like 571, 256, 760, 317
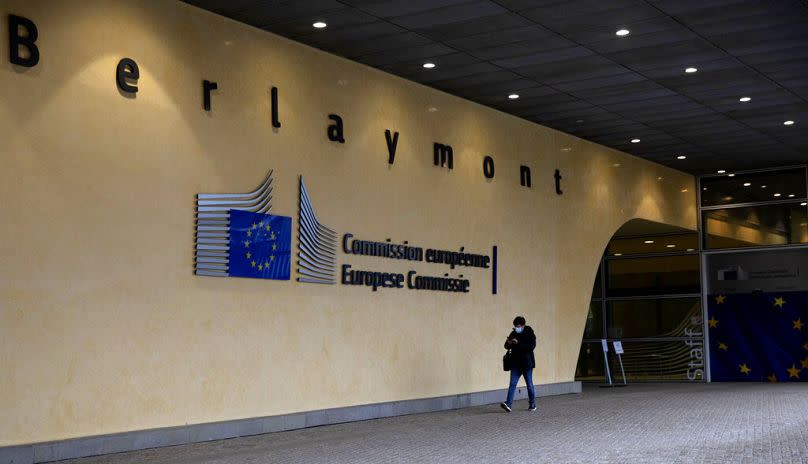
228, 209, 291, 280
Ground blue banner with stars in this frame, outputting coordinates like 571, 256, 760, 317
708, 291, 807, 382
228, 209, 291, 280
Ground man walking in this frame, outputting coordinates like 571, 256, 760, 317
501, 316, 537, 412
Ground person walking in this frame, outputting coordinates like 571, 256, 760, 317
500, 316, 537, 412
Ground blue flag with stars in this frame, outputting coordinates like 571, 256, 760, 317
708, 291, 807, 382
228, 209, 291, 280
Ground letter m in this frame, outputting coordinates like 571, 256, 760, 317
433, 143, 453, 169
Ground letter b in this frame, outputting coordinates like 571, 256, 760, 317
9, 15, 39, 67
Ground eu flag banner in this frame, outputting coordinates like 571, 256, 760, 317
228, 209, 291, 280
708, 291, 807, 382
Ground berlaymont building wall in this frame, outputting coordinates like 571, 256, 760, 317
1, 0, 696, 456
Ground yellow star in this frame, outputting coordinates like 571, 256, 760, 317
794, 318, 804, 331
767, 373, 777, 383
257, 263, 263, 271
251, 222, 257, 229
739, 364, 751, 375
787, 364, 801, 379
718, 342, 728, 351
265, 225, 271, 231
251, 260, 256, 268
264, 261, 270, 268
801, 357, 808, 369
773, 297, 786, 308
244, 240, 250, 248
270, 255, 275, 261
270, 232, 276, 240
708, 317, 719, 329
246, 252, 251, 259
715, 294, 726, 304
247, 230, 252, 237
272, 243, 277, 251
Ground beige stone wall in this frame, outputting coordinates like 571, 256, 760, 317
0, 0, 696, 445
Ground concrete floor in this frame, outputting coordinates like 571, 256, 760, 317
62, 383, 808, 463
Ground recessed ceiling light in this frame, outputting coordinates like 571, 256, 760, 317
743, 182, 751, 187
631, 138, 641, 143
614, 253, 623, 256
681, 188, 689, 193
717, 170, 726, 174
677, 155, 686, 160
422, 62, 436, 69
783, 120, 795, 125
612, 163, 621, 167
739, 97, 751, 102
687, 248, 695, 252
802, 202, 807, 206
644, 240, 654, 244
728, 173, 735, 177
774, 193, 781, 197
615, 29, 630, 36
657, 176, 664, 180
508, 94, 520, 100
761, 185, 767, 189
666, 244, 676, 248
312, 21, 327, 29
685, 67, 698, 73
788, 194, 795, 198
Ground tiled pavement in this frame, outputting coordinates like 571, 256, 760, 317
62, 383, 808, 463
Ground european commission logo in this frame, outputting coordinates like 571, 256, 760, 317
194, 170, 336, 283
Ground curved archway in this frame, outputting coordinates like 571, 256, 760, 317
575, 219, 703, 384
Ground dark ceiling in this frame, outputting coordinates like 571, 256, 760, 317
183, 0, 808, 174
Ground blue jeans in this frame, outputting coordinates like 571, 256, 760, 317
505, 366, 535, 407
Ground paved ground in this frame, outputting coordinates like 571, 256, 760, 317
63, 383, 808, 464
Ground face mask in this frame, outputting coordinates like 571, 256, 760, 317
514, 326, 524, 334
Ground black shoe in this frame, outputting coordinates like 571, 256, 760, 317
500, 402, 512, 413
528, 404, 537, 412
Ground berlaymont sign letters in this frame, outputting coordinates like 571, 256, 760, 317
7, 13, 569, 296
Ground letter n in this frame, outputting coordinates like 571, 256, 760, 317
520, 165, 531, 188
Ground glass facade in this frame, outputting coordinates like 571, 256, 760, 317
701, 167, 808, 250
576, 231, 704, 383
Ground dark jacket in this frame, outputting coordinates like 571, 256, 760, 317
504, 326, 536, 370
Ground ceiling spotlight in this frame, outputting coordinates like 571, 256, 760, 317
681, 188, 689, 193
508, 94, 520, 100
788, 194, 795, 198
743, 182, 751, 187
666, 244, 676, 248
612, 163, 621, 167
687, 248, 695, 252
783, 120, 795, 126
774, 193, 781, 197
728, 173, 735, 177
616, 29, 630, 36
717, 170, 726, 174
312, 21, 327, 29
761, 185, 767, 189
685, 67, 698, 73
677, 155, 686, 160
802, 202, 807, 206
644, 240, 655, 244
422, 62, 436, 69
657, 176, 664, 180
614, 253, 623, 256
631, 138, 641, 143
739, 97, 751, 102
